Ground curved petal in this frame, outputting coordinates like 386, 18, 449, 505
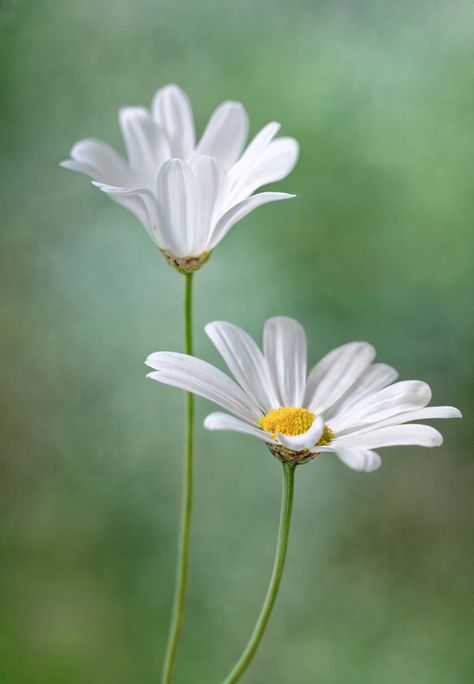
145, 352, 260, 423
305, 342, 376, 414
229, 121, 280, 182
206, 192, 294, 251
187, 155, 228, 253
151, 84, 195, 159
119, 107, 170, 186
204, 412, 273, 443
339, 405, 462, 434
327, 363, 399, 427
333, 381, 433, 432
333, 424, 443, 449
60, 138, 132, 186
277, 414, 324, 451
263, 317, 307, 407
205, 321, 279, 412
90, 182, 162, 245
228, 137, 299, 205
155, 159, 197, 257
333, 448, 382, 472
196, 101, 249, 168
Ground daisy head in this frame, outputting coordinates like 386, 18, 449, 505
61, 84, 298, 273
146, 317, 461, 472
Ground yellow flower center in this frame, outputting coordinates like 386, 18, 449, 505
258, 407, 334, 447
259, 407, 316, 436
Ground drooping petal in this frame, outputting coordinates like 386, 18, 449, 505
276, 415, 324, 451
206, 192, 294, 251
333, 448, 382, 472
155, 159, 197, 257
305, 342, 376, 414
204, 412, 273, 443
151, 84, 195, 159
263, 317, 307, 407
205, 321, 279, 412
60, 138, 132, 186
228, 137, 299, 206
332, 424, 443, 449
187, 155, 228, 253
119, 107, 170, 186
146, 352, 260, 423
91, 182, 162, 245
332, 380, 432, 432
196, 101, 249, 168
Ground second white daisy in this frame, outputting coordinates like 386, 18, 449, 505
61, 84, 298, 272
146, 317, 461, 472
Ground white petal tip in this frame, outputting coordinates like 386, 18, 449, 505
203, 416, 216, 430
364, 464, 382, 473
91, 181, 113, 192
204, 320, 226, 335
223, 99, 245, 109
145, 352, 161, 369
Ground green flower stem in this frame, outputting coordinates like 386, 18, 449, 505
223, 462, 296, 684
161, 272, 195, 684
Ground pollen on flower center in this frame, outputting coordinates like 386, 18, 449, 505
259, 407, 316, 436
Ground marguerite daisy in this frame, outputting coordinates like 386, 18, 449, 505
61, 84, 298, 272
146, 316, 461, 471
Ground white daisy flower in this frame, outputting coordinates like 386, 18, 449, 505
145, 317, 461, 472
61, 84, 298, 272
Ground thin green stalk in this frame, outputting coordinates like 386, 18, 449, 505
223, 462, 296, 684
160, 272, 194, 684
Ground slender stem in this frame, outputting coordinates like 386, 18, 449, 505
160, 272, 194, 684
223, 462, 296, 684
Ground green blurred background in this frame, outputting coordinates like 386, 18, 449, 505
1, 0, 473, 682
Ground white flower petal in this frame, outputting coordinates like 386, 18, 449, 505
326, 363, 399, 424
204, 412, 272, 443
151, 84, 195, 159
276, 415, 324, 451
118, 107, 169, 186
334, 380, 432, 432
60, 138, 132, 186
205, 321, 279, 412
333, 424, 443, 449
333, 448, 382, 472
145, 352, 260, 423
187, 155, 228, 253
227, 121, 281, 204
91, 182, 163, 245
228, 137, 299, 205
155, 159, 197, 257
305, 342, 376, 414
207, 192, 294, 251
196, 101, 249, 168
263, 317, 307, 407
340, 405, 462, 433
230, 121, 280, 175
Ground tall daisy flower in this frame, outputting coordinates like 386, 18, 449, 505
146, 316, 460, 472
146, 317, 461, 683
61, 84, 298, 273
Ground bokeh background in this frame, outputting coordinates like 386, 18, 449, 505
1, 0, 473, 682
